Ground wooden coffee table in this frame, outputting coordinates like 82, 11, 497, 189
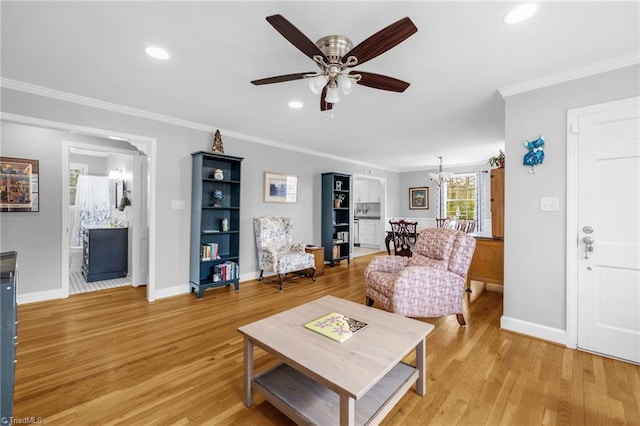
238, 295, 434, 425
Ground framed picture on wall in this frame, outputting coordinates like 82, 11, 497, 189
0, 157, 40, 212
264, 172, 298, 203
409, 186, 429, 210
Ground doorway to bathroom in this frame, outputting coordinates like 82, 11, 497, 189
62, 139, 150, 298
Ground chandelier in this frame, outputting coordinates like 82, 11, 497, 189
429, 156, 453, 187
305, 35, 361, 104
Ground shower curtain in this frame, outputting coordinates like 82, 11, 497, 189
71, 175, 111, 247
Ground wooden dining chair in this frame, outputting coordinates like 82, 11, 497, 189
389, 219, 418, 257
435, 218, 452, 228
455, 220, 476, 233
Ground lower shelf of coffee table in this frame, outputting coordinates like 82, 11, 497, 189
253, 361, 418, 425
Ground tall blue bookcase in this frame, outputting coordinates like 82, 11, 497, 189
190, 152, 243, 298
321, 172, 351, 266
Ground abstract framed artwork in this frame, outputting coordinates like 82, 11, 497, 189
409, 186, 429, 210
264, 172, 298, 203
0, 157, 39, 212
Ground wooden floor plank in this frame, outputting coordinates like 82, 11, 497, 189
11, 253, 640, 425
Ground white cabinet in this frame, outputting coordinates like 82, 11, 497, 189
354, 179, 368, 203
355, 179, 382, 202
359, 219, 379, 247
368, 180, 381, 202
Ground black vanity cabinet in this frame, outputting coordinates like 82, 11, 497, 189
82, 227, 128, 282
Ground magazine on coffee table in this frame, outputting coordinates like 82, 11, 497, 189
304, 312, 368, 343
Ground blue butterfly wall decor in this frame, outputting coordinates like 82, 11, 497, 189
523, 135, 545, 173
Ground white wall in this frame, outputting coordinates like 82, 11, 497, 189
503, 65, 640, 336
0, 122, 138, 294
69, 153, 107, 176
0, 87, 399, 300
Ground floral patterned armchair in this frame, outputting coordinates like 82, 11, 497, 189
253, 216, 316, 291
364, 228, 476, 325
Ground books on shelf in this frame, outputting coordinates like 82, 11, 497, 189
213, 261, 239, 282
200, 243, 220, 261
336, 231, 349, 242
304, 312, 368, 343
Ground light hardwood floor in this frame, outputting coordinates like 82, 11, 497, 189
14, 253, 640, 425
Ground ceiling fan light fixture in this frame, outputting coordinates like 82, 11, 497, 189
308, 74, 329, 95
338, 74, 354, 95
503, 3, 538, 24
315, 35, 353, 62
252, 15, 418, 111
325, 85, 340, 104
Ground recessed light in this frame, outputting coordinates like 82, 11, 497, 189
145, 46, 170, 60
503, 3, 538, 24
288, 100, 303, 109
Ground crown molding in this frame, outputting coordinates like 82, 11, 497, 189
498, 53, 640, 98
0, 78, 214, 132
0, 112, 157, 145
0, 77, 397, 172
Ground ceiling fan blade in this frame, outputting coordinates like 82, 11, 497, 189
251, 72, 313, 85
352, 71, 410, 92
343, 17, 417, 67
320, 86, 333, 111
266, 14, 328, 62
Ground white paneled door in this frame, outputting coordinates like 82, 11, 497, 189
575, 97, 640, 364
131, 152, 149, 287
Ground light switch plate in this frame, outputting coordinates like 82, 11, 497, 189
540, 197, 559, 212
171, 200, 185, 210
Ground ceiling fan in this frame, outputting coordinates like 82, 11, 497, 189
251, 14, 418, 111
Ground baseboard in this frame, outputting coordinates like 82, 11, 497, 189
19, 272, 264, 303
154, 284, 190, 300
242, 271, 261, 281
17, 289, 65, 305
155, 273, 260, 300
500, 315, 567, 346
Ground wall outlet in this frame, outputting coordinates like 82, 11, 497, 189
171, 200, 185, 210
540, 197, 559, 212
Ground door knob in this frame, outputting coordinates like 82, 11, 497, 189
583, 235, 594, 259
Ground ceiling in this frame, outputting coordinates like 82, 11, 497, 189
2, 1, 638, 171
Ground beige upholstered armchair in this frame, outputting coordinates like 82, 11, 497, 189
253, 216, 316, 291
364, 228, 476, 325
